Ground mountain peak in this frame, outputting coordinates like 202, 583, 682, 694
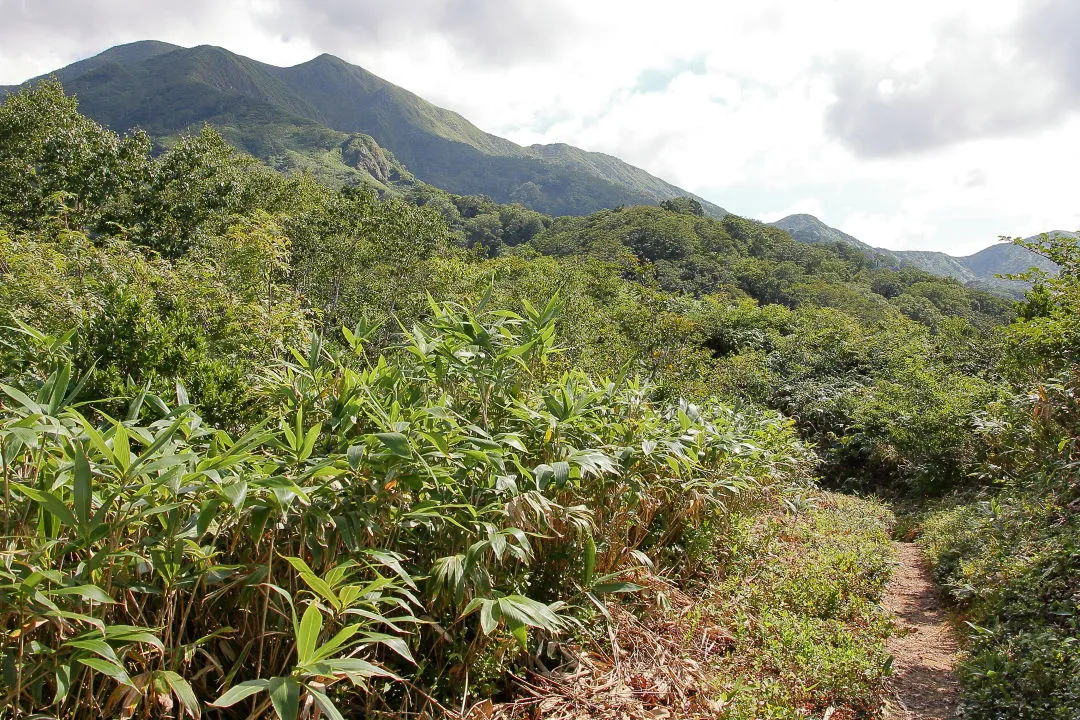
9, 40, 724, 218
769, 214, 877, 254
779, 213, 823, 223
100, 39, 182, 55
7, 40, 183, 90
312, 52, 347, 64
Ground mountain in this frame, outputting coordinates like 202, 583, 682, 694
2, 41, 726, 218
768, 214, 883, 257
769, 213, 1062, 294
961, 241, 1066, 278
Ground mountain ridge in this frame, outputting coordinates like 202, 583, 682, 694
768, 213, 1063, 295
2, 40, 727, 218
3, 40, 1068, 289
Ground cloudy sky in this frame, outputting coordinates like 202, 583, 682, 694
2, 0, 1079, 254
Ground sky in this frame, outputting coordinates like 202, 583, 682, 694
2, 0, 1079, 255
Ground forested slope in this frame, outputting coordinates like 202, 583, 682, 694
2, 41, 726, 218
1, 81, 1077, 719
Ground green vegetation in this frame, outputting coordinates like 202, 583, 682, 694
530, 203, 1013, 491
1, 296, 813, 717
914, 232, 1080, 719
710, 493, 896, 718
1, 80, 1078, 718
4, 40, 725, 218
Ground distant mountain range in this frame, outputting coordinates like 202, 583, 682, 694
0, 40, 726, 218
2, 41, 1068, 293
769, 214, 1063, 295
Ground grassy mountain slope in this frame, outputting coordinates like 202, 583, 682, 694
529, 143, 727, 217
891, 250, 977, 282
770, 213, 1060, 294
1, 42, 410, 189
5, 41, 726, 217
769, 213, 881, 256
962, 235, 1070, 276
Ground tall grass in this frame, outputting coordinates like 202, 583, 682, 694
0, 299, 812, 718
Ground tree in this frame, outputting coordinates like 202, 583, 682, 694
660, 196, 704, 216
132, 125, 285, 256
0, 79, 150, 231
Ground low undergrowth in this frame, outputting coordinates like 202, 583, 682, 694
913, 358, 1080, 719
479, 491, 897, 720
918, 484, 1080, 719
708, 492, 896, 719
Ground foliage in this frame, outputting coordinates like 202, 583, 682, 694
7, 80, 1080, 717
0, 297, 812, 717
915, 231, 1080, 718
0, 79, 151, 233
708, 493, 896, 718
0, 223, 305, 430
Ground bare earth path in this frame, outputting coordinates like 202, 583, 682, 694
883, 542, 961, 720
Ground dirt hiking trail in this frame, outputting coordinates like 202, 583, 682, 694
883, 542, 961, 720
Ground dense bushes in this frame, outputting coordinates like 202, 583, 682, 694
920, 484, 1080, 719
916, 232, 1080, 719
0, 301, 812, 717
0, 224, 305, 430
5, 79, 1079, 717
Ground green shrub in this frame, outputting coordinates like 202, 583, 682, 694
921, 489, 1080, 719
710, 494, 895, 718
0, 299, 813, 718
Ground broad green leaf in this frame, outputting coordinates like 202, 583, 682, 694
175, 380, 189, 407
321, 657, 399, 682
479, 599, 498, 635
15, 484, 77, 528
306, 685, 346, 720
221, 480, 248, 510
268, 676, 300, 720
299, 423, 322, 461
358, 632, 415, 663
309, 624, 361, 664
365, 549, 417, 590
0, 383, 42, 414
210, 679, 270, 707
197, 499, 221, 537
111, 423, 131, 474
74, 414, 114, 463
158, 671, 201, 719
102, 625, 165, 651
582, 535, 596, 588
591, 582, 644, 595
534, 463, 554, 489
296, 604, 323, 667
346, 444, 365, 469
508, 621, 528, 649
552, 461, 570, 487
53, 663, 73, 704
52, 585, 115, 604
374, 432, 411, 458
73, 444, 92, 528
129, 414, 187, 474
77, 657, 134, 688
